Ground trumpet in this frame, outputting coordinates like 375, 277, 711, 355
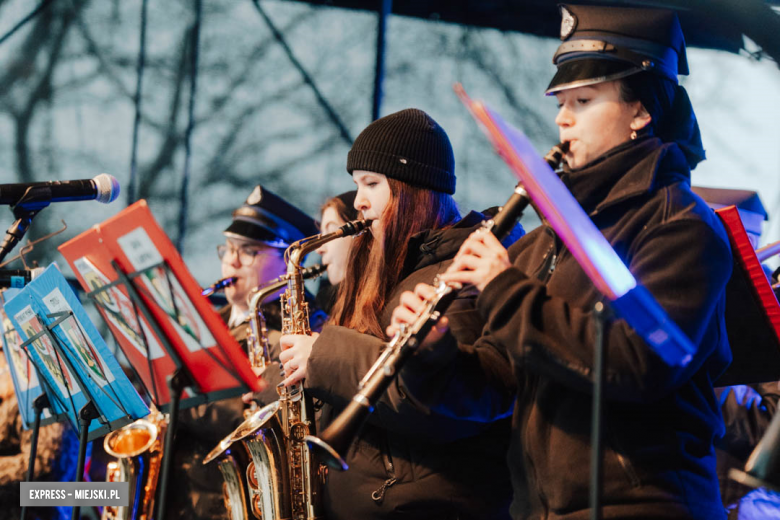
305, 144, 567, 471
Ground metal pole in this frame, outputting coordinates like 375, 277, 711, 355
589, 301, 608, 520
127, 0, 149, 206
372, 0, 392, 121
155, 370, 187, 520
176, 0, 202, 254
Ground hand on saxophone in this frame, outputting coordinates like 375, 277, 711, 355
438, 230, 511, 292
386, 283, 450, 343
279, 332, 319, 386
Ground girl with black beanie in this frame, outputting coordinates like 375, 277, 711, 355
280, 108, 515, 519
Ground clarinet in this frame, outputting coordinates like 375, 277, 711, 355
305, 143, 568, 470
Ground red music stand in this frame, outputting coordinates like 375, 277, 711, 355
58, 200, 265, 520
714, 205, 780, 386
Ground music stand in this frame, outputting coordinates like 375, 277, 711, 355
3, 288, 64, 520
3, 265, 151, 520
724, 205, 780, 495
457, 84, 696, 520
15, 351, 61, 520
58, 200, 266, 520
713, 205, 780, 386
1, 288, 66, 429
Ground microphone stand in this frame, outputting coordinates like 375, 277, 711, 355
0, 186, 52, 264
590, 301, 611, 520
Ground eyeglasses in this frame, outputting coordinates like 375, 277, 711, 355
216, 244, 265, 267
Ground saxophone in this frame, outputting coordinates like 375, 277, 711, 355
205, 219, 371, 520
246, 264, 326, 369
102, 407, 167, 520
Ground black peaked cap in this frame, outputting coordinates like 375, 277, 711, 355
224, 185, 319, 247
547, 3, 688, 94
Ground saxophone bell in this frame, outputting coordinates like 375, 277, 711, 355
102, 409, 167, 520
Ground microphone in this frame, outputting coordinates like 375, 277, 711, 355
0, 174, 120, 205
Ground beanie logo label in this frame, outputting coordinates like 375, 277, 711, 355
560, 6, 577, 40
399, 158, 408, 164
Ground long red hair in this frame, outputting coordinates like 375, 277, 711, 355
329, 178, 459, 338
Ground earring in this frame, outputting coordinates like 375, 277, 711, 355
630, 130, 638, 140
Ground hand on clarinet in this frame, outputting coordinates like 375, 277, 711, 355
439, 230, 511, 292
279, 332, 319, 386
386, 283, 450, 345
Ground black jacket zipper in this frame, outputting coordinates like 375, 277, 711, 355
525, 227, 561, 518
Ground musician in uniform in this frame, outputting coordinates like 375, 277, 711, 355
217, 184, 321, 360
391, 5, 733, 519
168, 185, 319, 520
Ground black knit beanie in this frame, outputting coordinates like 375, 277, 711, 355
346, 108, 456, 194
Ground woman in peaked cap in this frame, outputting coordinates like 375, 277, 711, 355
170, 185, 320, 520
392, 5, 732, 519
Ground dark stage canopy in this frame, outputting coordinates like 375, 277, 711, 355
286, 0, 780, 61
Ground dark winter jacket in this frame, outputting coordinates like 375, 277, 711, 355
306, 211, 521, 520
403, 138, 733, 520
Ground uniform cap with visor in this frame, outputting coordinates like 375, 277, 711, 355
546, 4, 688, 95
224, 185, 319, 249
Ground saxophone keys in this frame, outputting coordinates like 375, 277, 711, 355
317, 464, 329, 485
289, 421, 309, 442
246, 460, 259, 488
252, 495, 264, 519
246, 460, 265, 518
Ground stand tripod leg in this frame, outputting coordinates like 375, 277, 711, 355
155, 369, 187, 520
71, 401, 98, 520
